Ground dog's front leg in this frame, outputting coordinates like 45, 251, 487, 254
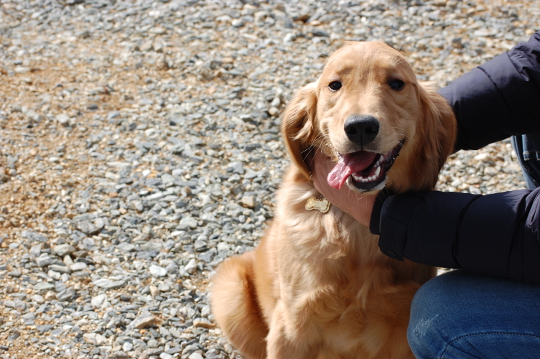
266, 301, 321, 359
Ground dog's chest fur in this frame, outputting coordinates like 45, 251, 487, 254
256, 168, 416, 355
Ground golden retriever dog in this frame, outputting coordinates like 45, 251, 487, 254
210, 42, 456, 359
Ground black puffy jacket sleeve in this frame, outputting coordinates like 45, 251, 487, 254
377, 190, 540, 284
376, 32, 540, 284
441, 31, 540, 151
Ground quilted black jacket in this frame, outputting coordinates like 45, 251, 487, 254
374, 31, 540, 284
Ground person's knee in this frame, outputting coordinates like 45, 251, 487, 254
407, 275, 448, 358
408, 271, 540, 358
407, 271, 471, 358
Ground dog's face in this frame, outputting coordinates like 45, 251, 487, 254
282, 41, 456, 194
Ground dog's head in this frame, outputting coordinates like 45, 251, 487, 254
282, 41, 456, 193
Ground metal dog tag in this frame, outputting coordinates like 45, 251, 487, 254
305, 197, 331, 214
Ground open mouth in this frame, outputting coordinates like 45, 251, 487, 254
327, 139, 405, 192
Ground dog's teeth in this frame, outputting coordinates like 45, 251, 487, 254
352, 166, 382, 183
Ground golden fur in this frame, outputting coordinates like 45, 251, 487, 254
210, 42, 456, 359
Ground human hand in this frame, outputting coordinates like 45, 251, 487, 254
310, 150, 376, 227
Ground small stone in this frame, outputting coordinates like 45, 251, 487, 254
474, 153, 491, 161
49, 264, 71, 273
140, 40, 154, 52
133, 232, 151, 242
57, 114, 71, 126
161, 173, 175, 184
194, 239, 207, 251
0, 168, 9, 183
32, 294, 45, 304
165, 262, 178, 274
131, 312, 162, 329
109, 351, 130, 359
55, 282, 67, 292
244, 143, 262, 152
34, 282, 55, 291
48, 269, 61, 280
184, 258, 198, 274
193, 318, 215, 329
21, 230, 47, 242
76, 220, 100, 235
36, 254, 52, 267
311, 28, 329, 37
93, 278, 126, 290
484, 167, 498, 176
117, 243, 136, 252
140, 349, 164, 359
179, 217, 198, 229
241, 195, 256, 208
22, 312, 36, 325
44, 291, 57, 301
83, 333, 107, 345
147, 192, 164, 201
70, 262, 87, 271
158, 282, 170, 292
149, 265, 167, 277
268, 107, 280, 116
130, 201, 144, 212
53, 244, 75, 257
188, 352, 204, 359
36, 325, 53, 333
451, 37, 463, 49
232, 19, 245, 27
140, 241, 162, 252
182, 345, 201, 356
7, 270, 21, 277
91, 294, 108, 308
205, 349, 225, 359
14, 66, 30, 73
149, 285, 160, 297
57, 287, 76, 301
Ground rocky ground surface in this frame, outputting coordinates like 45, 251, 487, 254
0, 0, 537, 358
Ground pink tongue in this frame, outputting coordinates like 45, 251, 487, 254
327, 152, 377, 189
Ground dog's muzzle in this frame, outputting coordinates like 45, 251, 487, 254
327, 139, 405, 192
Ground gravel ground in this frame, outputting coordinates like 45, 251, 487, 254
0, 0, 537, 358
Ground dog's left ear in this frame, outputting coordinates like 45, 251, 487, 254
281, 82, 318, 181
416, 83, 457, 188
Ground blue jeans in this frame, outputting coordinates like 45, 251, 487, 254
408, 271, 540, 358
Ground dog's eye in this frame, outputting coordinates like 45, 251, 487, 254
328, 81, 342, 92
388, 79, 405, 91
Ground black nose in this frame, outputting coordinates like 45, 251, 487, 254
344, 115, 380, 146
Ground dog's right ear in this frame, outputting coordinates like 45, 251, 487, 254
281, 82, 318, 181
